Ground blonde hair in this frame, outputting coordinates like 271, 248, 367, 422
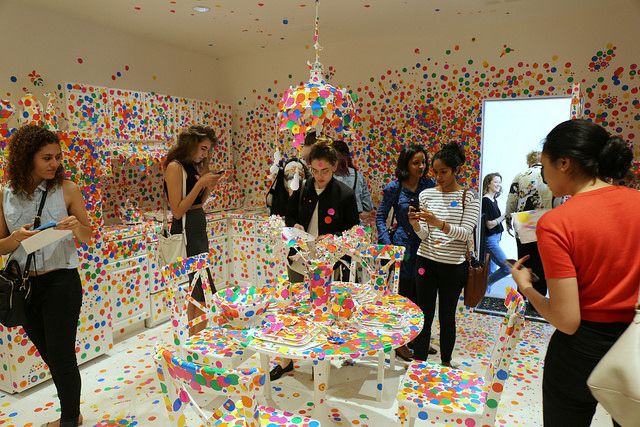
526, 150, 541, 167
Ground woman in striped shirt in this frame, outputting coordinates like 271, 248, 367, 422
409, 142, 480, 364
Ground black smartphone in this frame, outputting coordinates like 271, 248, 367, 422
504, 258, 540, 282
409, 198, 420, 211
215, 169, 226, 174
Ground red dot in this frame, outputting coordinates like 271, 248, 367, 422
77, 58, 83, 64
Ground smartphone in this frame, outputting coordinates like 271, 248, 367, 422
504, 258, 540, 282
409, 198, 420, 211
34, 220, 57, 231
215, 169, 226, 174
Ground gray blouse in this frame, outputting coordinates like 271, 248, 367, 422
3, 181, 80, 271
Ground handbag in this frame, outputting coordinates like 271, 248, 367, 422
156, 163, 187, 266
587, 294, 640, 426
379, 183, 402, 244
461, 188, 490, 308
0, 189, 48, 327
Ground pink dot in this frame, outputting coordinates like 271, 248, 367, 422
77, 58, 83, 64
327, 208, 335, 215
418, 268, 425, 275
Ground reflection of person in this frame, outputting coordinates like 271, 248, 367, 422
505, 151, 552, 298
481, 173, 510, 291
376, 144, 436, 360
332, 140, 373, 217
0, 125, 93, 427
272, 136, 360, 381
409, 142, 479, 365
511, 119, 639, 427
164, 125, 222, 336
266, 159, 307, 216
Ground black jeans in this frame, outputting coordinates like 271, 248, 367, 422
23, 269, 82, 425
543, 320, 629, 427
413, 256, 467, 362
516, 239, 547, 297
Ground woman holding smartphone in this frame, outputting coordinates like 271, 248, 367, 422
0, 124, 93, 427
164, 125, 222, 335
409, 142, 479, 364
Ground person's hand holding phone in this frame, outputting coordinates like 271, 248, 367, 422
55, 216, 81, 233
198, 171, 222, 189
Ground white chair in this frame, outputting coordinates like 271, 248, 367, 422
396, 287, 527, 426
154, 343, 321, 427
161, 252, 251, 369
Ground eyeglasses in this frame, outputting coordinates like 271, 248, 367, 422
309, 168, 332, 177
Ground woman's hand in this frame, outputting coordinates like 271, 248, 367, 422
55, 216, 82, 233
412, 207, 441, 228
11, 223, 37, 243
198, 172, 222, 189
408, 206, 421, 229
511, 255, 533, 294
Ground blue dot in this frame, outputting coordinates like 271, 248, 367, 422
10, 76, 17, 82
283, 19, 288, 24
450, 201, 458, 207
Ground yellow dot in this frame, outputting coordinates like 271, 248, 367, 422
152, 75, 157, 80
516, 212, 531, 223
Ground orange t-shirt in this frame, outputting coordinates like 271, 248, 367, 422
537, 186, 640, 323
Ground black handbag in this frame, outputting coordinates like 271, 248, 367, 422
0, 189, 48, 328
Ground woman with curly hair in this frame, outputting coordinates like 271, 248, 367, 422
0, 124, 92, 427
163, 125, 222, 335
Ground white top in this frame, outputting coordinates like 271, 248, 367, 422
415, 188, 480, 265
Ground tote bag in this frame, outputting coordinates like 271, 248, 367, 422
157, 165, 187, 266
587, 296, 640, 426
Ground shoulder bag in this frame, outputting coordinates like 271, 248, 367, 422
587, 293, 640, 426
156, 164, 187, 266
461, 188, 490, 308
379, 183, 402, 244
0, 189, 48, 327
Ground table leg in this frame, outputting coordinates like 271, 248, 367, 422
377, 351, 385, 401
260, 353, 271, 399
312, 359, 330, 420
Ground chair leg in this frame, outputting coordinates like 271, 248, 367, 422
377, 350, 385, 401
389, 348, 396, 370
260, 353, 271, 399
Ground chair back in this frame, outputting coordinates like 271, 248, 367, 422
482, 286, 527, 416
154, 343, 263, 427
351, 244, 405, 295
161, 253, 223, 355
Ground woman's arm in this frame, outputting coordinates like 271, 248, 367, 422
0, 187, 38, 254
446, 196, 480, 241
511, 258, 581, 334
61, 180, 93, 243
358, 171, 374, 213
165, 162, 218, 219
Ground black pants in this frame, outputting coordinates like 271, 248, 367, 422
398, 278, 417, 304
23, 269, 82, 425
543, 321, 629, 427
413, 256, 466, 362
516, 238, 547, 297
172, 208, 215, 301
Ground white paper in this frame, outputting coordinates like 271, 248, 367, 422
20, 228, 73, 254
512, 209, 550, 244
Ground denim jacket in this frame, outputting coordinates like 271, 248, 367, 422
375, 177, 436, 280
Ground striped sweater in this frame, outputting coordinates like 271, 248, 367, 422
415, 188, 480, 265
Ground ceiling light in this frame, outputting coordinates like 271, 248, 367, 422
193, 6, 210, 12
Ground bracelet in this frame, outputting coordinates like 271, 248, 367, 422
440, 220, 446, 230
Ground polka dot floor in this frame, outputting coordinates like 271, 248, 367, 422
0, 304, 616, 426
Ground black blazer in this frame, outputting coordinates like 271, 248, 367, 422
286, 177, 359, 236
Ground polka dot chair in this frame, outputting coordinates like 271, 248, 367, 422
396, 287, 527, 426
154, 344, 322, 427
161, 252, 253, 369
347, 244, 407, 401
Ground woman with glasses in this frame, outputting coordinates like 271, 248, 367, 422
270, 136, 360, 381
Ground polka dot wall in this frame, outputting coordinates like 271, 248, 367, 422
234, 42, 640, 207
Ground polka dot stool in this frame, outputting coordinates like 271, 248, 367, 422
396, 287, 526, 426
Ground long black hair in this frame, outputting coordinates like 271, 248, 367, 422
395, 144, 429, 181
543, 119, 632, 180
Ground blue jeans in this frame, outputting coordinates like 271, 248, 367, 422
485, 233, 510, 285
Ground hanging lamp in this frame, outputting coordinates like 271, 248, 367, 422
276, 0, 359, 150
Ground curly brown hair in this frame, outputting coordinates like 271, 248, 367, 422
164, 125, 218, 172
6, 124, 65, 197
